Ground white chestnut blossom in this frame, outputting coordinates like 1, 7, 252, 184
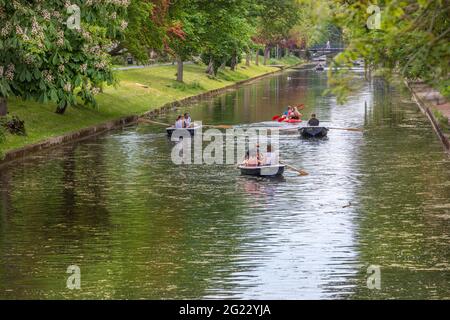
64, 83, 72, 92
80, 64, 87, 73
91, 87, 100, 95
5, 64, 15, 81
42, 70, 54, 84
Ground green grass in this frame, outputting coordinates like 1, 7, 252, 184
1, 59, 301, 156
433, 109, 450, 133
268, 55, 302, 66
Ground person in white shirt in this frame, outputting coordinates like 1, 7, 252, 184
263, 145, 278, 166
175, 115, 184, 128
183, 113, 192, 128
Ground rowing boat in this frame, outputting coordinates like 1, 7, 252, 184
166, 125, 202, 137
299, 126, 329, 138
238, 164, 285, 177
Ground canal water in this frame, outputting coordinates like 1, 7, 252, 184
0, 69, 449, 299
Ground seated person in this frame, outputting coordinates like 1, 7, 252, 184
175, 115, 184, 128
281, 106, 293, 120
243, 151, 259, 167
263, 145, 278, 166
289, 107, 302, 120
307, 113, 320, 126
183, 113, 192, 128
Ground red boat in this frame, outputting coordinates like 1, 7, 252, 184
280, 118, 302, 123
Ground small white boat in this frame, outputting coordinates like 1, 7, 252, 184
238, 164, 285, 177
166, 125, 202, 137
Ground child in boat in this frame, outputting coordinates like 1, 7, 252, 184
183, 113, 192, 128
280, 106, 293, 120
175, 115, 184, 128
308, 114, 320, 126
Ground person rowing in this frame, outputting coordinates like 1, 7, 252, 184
308, 113, 320, 126
289, 106, 302, 120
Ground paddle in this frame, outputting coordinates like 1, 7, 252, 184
328, 127, 363, 132
280, 161, 309, 176
138, 118, 233, 129
138, 118, 170, 126
203, 124, 234, 129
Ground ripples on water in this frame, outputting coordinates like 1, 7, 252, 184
0, 70, 449, 299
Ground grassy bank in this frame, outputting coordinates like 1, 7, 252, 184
1, 57, 302, 156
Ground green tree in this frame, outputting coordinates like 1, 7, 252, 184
0, 0, 128, 115
254, 0, 301, 65
166, 0, 205, 82
109, 0, 167, 63
199, 0, 254, 76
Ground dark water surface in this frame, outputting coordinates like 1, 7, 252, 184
0, 69, 449, 299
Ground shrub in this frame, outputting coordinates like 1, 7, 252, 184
1, 115, 26, 136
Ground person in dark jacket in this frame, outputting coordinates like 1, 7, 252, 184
308, 114, 319, 126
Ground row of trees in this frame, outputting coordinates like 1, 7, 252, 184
1, 0, 323, 116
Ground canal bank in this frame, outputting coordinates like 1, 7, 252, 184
405, 80, 450, 154
0, 60, 310, 166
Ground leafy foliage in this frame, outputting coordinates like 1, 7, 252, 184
0, 0, 130, 113
327, 0, 450, 101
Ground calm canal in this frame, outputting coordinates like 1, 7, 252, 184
0, 68, 449, 299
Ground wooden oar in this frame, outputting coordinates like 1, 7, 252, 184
138, 118, 233, 129
280, 161, 308, 176
328, 127, 363, 132
203, 124, 233, 129
138, 118, 170, 126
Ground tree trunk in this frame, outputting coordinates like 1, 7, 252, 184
263, 45, 271, 65
245, 52, 251, 67
55, 102, 68, 114
0, 97, 7, 116
206, 58, 214, 76
230, 54, 237, 71
176, 58, 183, 82
219, 61, 226, 70
255, 50, 259, 66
